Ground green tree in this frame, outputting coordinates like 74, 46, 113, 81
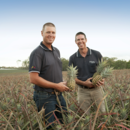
22, 58, 29, 69
61, 58, 69, 71
103, 57, 117, 68
126, 60, 130, 69
114, 60, 126, 69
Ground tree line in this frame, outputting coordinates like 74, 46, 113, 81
103, 57, 130, 69
20, 57, 130, 71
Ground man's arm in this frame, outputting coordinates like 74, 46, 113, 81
29, 72, 69, 92
76, 78, 105, 88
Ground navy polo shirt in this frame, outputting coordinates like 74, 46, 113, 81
69, 47, 102, 81
29, 42, 63, 92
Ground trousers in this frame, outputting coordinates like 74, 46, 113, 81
78, 86, 106, 115
33, 91, 67, 129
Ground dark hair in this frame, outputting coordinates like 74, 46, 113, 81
42, 22, 55, 31
75, 32, 87, 41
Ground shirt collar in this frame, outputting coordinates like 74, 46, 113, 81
40, 41, 55, 51
76, 47, 92, 57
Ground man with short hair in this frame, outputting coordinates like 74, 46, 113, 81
29, 22, 69, 129
69, 32, 106, 115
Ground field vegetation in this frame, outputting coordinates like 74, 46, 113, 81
0, 69, 130, 129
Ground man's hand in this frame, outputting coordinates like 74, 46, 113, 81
95, 79, 105, 87
84, 78, 95, 88
56, 82, 70, 92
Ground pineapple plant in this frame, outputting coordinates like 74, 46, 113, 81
66, 64, 78, 90
92, 58, 113, 86
92, 58, 108, 79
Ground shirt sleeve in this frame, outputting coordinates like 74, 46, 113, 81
29, 52, 42, 73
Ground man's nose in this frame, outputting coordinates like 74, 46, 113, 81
50, 33, 54, 36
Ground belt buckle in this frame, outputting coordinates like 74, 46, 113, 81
82, 85, 89, 89
51, 91, 60, 95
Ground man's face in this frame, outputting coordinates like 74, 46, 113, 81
41, 26, 56, 45
75, 34, 87, 49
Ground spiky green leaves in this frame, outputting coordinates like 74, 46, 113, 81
92, 58, 113, 85
66, 64, 78, 90
100, 66, 113, 78
96, 58, 108, 74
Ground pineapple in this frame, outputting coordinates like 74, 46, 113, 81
66, 64, 78, 90
92, 59, 113, 86
93, 58, 108, 79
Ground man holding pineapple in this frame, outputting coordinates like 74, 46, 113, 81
29, 23, 69, 129
69, 32, 106, 115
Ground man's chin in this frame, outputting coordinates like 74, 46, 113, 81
79, 47, 84, 50
47, 42, 53, 45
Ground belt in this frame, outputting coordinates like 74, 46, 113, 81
80, 85, 95, 89
34, 90, 61, 95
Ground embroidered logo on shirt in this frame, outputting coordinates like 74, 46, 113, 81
89, 61, 95, 63
31, 66, 36, 69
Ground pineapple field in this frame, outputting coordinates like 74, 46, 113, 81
0, 69, 130, 130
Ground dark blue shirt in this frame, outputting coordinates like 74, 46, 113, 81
29, 42, 63, 92
69, 47, 102, 81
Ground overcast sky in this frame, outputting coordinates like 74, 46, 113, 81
0, 0, 130, 67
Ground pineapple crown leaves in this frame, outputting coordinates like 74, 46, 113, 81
67, 64, 78, 78
92, 58, 113, 84
96, 58, 108, 74
100, 66, 114, 78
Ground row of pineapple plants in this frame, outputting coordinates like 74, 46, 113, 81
0, 69, 130, 129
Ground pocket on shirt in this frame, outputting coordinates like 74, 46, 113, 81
88, 62, 97, 73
